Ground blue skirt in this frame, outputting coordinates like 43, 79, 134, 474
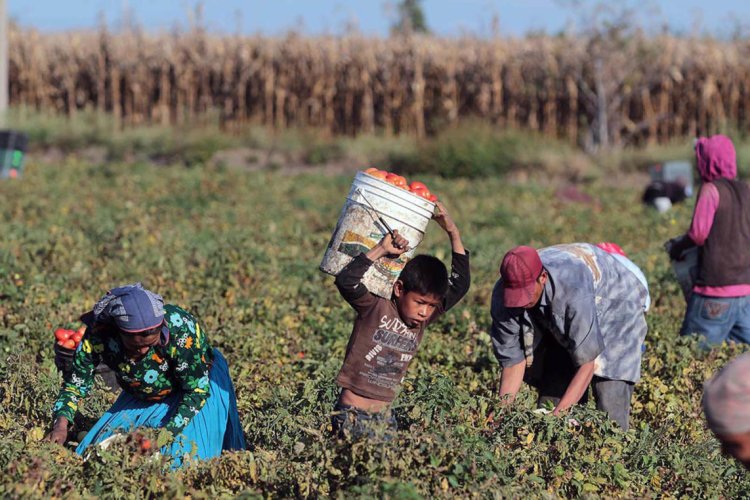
76, 348, 246, 467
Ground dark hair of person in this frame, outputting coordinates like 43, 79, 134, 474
398, 254, 449, 297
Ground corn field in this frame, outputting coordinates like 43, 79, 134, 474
9, 25, 750, 146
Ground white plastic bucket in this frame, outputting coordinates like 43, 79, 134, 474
320, 171, 436, 298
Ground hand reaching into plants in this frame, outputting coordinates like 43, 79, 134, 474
552, 360, 596, 417
45, 417, 69, 446
366, 230, 410, 261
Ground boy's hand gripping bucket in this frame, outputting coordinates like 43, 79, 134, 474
320, 172, 435, 298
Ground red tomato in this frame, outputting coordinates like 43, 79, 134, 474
72, 332, 83, 344
77, 325, 87, 336
364, 167, 378, 174
412, 187, 433, 200
385, 173, 407, 188
409, 181, 427, 191
54, 328, 71, 342
369, 170, 388, 180
428, 194, 438, 202
62, 339, 76, 349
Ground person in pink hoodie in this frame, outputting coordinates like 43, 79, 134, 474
669, 135, 750, 346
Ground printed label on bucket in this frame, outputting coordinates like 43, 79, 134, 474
337, 229, 408, 279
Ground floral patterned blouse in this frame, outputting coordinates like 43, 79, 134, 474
52, 304, 215, 435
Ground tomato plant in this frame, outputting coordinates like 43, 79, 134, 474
0, 155, 747, 497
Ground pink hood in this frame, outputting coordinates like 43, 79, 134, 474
695, 135, 737, 182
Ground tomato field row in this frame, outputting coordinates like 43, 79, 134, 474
0, 157, 747, 497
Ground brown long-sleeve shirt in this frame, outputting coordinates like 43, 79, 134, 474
334, 251, 470, 402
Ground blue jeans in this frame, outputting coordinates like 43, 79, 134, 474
680, 293, 750, 347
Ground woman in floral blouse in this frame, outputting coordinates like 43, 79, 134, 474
46, 283, 245, 466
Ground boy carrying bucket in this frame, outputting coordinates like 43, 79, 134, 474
331, 201, 470, 438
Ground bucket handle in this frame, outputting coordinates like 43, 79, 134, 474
355, 188, 395, 238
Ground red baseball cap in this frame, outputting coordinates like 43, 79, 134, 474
500, 246, 543, 308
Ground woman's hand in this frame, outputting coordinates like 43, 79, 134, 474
45, 417, 69, 445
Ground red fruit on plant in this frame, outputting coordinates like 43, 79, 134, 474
140, 439, 152, 451
62, 339, 76, 349
54, 328, 71, 342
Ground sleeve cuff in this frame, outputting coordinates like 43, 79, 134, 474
53, 407, 76, 422
355, 252, 374, 264
453, 249, 470, 259
570, 337, 605, 367
498, 355, 526, 368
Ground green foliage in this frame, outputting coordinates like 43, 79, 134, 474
19, 108, 750, 181
388, 122, 589, 178
0, 153, 748, 497
303, 141, 345, 165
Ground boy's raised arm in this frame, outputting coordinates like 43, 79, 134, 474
433, 202, 470, 312
433, 201, 465, 255
334, 231, 410, 309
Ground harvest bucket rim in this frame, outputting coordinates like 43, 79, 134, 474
358, 171, 437, 209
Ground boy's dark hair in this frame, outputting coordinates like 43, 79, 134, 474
398, 254, 449, 297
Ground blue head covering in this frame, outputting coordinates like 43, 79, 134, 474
91, 283, 165, 332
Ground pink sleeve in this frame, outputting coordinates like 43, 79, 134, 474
688, 183, 719, 245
